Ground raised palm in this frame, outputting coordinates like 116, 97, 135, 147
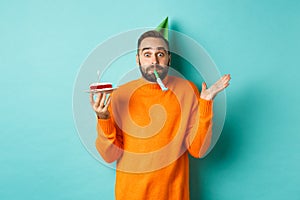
200, 74, 231, 100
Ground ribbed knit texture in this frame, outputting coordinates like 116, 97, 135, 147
96, 76, 213, 200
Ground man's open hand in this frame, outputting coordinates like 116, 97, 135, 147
200, 74, 231, 100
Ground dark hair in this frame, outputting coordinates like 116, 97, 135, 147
137, 30, 170, 54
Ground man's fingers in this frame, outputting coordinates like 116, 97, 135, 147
221, 74, 230, 82
94, 92, 103, 107
202, 82, 207, 90
99, 93, 107, 107
218, 74, 231, 87
223, 74, 231, 82
104, 96, 111, 109
219, 75, 231, 90
223, 75, 231, 85
212, 76, 230, 93
89, 93, 95, 106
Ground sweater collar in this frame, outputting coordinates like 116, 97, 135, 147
137, 76, 169, 92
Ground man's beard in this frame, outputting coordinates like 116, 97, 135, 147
139, 64, 169, 82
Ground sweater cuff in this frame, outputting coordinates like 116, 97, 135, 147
98, 118, 114, 135
199, 98, 213, 117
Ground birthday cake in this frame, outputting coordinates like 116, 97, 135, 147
89, 82, 113, 90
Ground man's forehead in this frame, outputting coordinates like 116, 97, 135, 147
139, 37, 169, 50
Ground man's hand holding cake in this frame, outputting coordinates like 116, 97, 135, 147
89, 92, 111, 119
88, 79, 115, 119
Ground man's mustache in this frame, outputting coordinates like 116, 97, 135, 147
144, 64, 165, 73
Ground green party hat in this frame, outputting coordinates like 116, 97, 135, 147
156, 17, 169, 40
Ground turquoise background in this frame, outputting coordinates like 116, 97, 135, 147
1, 0, 299, 199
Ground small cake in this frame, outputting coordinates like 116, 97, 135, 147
89, 82, 113, 90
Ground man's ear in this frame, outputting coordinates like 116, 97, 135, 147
136, 54, 140, 66
168, 54, 171, 66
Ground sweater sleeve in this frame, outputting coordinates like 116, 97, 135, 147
95, 113, 124, 163
185, 82, 214, 158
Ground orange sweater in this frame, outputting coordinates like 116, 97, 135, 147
96, 76, 213, 200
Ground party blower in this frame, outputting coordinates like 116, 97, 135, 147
154, 69, 168, 91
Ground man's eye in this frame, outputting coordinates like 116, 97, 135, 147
144, 53, 150, 57
157, 52, 165, 57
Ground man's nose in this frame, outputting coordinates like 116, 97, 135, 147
151, 54, 159, 64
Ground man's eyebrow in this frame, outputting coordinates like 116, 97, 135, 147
141, 47, 152, 52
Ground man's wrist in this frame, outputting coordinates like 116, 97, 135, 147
97, 113, 110, 119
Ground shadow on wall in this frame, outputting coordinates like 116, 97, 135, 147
189, 119, 235, 200
169, 21, 205, 88
188, 84, 264, 200
170, 21, 265, 199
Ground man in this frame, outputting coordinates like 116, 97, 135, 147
90, 30, 231, 200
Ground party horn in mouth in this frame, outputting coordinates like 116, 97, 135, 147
154, 69, 168, 91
